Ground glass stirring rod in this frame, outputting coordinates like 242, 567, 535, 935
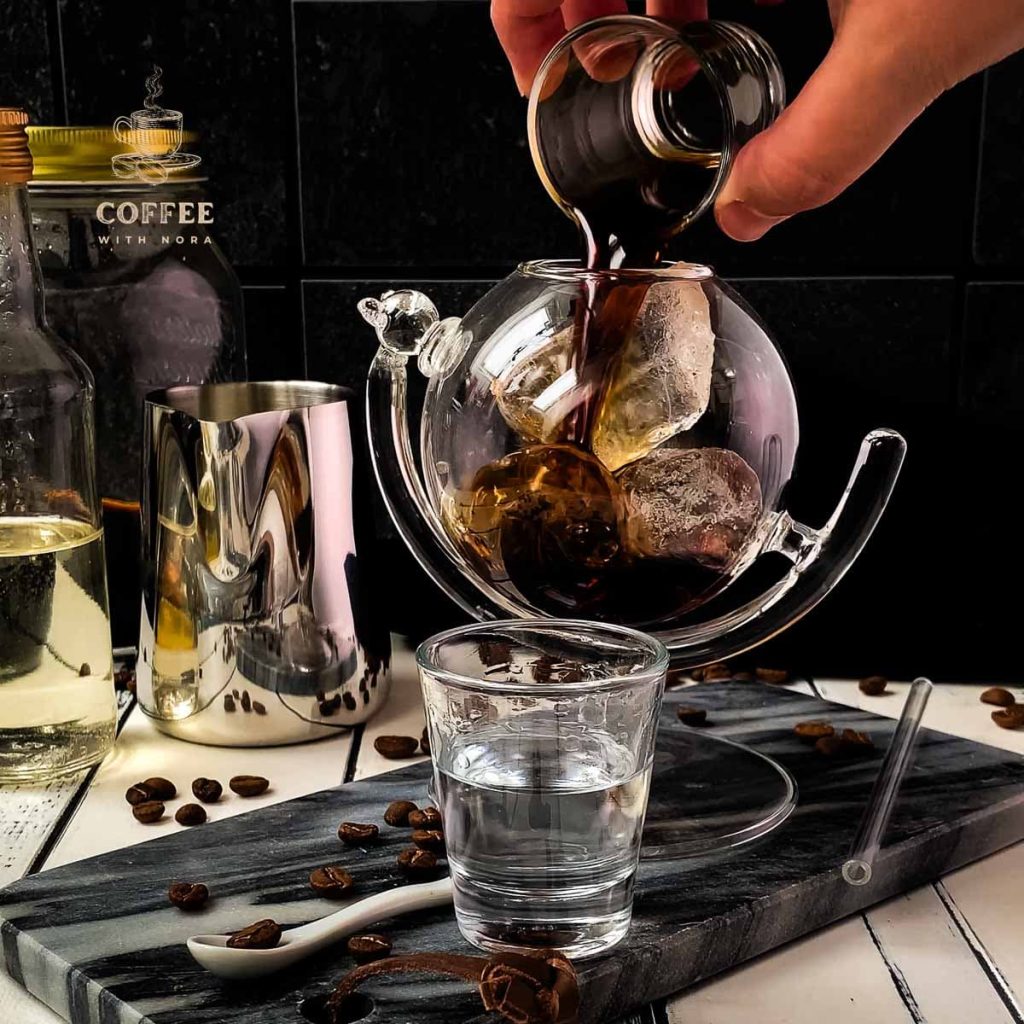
842, 677, 933, 886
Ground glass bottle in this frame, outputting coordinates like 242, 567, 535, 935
0, 108, 115, 782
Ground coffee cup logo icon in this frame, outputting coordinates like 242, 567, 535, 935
112, 67, 200, 182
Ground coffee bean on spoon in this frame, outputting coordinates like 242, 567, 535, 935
125, 783, 153, 806
175, 803, 207, 827
374, 735, 419, 759
408, 807, 442, 830
192, 777, 222, 804
227, 919, 282, 950
347, 934, 392, 964
230, 775, 269, 797
309, 866, 354, 898
132, 800, 165, 824
338, 822, 379, 845
142, 777, 176, 800
397, 847, 438, 879
384, 800, 418, 826
981, 687, 1015, 708
411, 829, 445, 853
168, 882, 209, 911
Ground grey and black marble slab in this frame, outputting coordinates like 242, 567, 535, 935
2, 684, 1023, 1024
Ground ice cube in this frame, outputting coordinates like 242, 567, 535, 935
592, 279, 715, 472
617, 447, 762, 568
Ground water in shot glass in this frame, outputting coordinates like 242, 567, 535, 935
417, 619, 668, 959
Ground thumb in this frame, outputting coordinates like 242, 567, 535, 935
714, 21, 942, 241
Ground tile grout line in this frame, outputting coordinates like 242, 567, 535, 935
933, 880, 1024, 1023
290, 0, 307, 267
859, 913, 926, 1023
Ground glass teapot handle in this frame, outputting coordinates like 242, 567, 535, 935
658, 429, 906, 666
359, 290, 530, 621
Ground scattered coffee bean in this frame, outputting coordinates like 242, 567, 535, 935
338, 822, 379, 845
794, 721, 835, 743
384, 800, 418, 827
346, 933, 392, 964
132, 800, 165, 824
858, 675, 888, 696
411, 829, 445, 853
992, 705, 1024, 730
420, 727, 431, 756
227, 919, 282, 950
702, 663, 732, 682
676, 706, 707, 726
168, 882, 209, 911
252, 700, 267, 715
241, 690, 252, 713
756, 668, 789, 684
374, 735, 419, 759
309, 865, 355, 898
230, 775, 270, 797
343, 692, 357, 711
192, 777, 222, 804
175, 803, 207, 827
78, 662, 91, 677
142, 777, 176, 800
125, 783, 153, 806
814, 735, 845, 757
981, 687, 1015, 708
319, 694, 341, 716
223, 694, 236, 712
408, 806, 442, 830
732, 671, 755, 683
840, 728, 875, 752
397, 847, 438, 878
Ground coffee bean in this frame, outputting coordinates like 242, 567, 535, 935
319, 694, 341, 716
858, 675, 888, 696
993, 705, 1024, 730
732, 671, 755, 683
814, 735, 845, 757
756, 668, 789, 684
230, 775, 270, 797
411, 829, 445, 853
666, 668, 689, 687
227, 919, 282, 950
420, 727, 431, 756
175, 803, 207, 827
840, 728, 875, 752
701, 663, 731, 682
168, 882, 209, 911
397, 847, 438, 878
309, 865, 355, 898
343, 692, 357, 711
408, 807, 442, 830
374, 735, 419, 759
347, 934, 392, 964
384, 800, 418, 827
79, 662, 91, 677
252, 701, 267, 715
241, 690, 252, 713
125, 783, 153, 806
224, 694, 236, 712
192, 777, 222, 804
142, 777, 176, 800
794, 721, 834, 743
232, 688, 240, 699
338, 822, 379, 845
132, 800, 165, 824
676, 706, 707, 726
981, 687, 1015, 708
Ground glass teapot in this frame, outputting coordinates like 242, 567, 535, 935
356, 18, 906, 665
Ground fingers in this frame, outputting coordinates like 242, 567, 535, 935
715, 18, 941, 240
646, 0, 707, 21
492, 0, 567, 94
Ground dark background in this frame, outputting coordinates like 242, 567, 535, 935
3, 0, 1022, 681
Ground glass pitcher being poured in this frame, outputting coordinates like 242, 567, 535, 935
357, 17, 906, 665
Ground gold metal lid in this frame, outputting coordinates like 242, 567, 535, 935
26, 125, 200, 183
0, 108, 33, 184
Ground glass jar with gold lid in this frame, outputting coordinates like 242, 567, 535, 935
26, 125, 245, 645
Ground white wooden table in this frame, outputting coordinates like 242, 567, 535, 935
2, 645, 1023, 1024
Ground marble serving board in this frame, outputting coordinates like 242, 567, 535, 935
3, 684, 1024, 1024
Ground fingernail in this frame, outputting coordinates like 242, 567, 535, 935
715, 200, 788, 242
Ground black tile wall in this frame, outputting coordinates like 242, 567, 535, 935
56, 0, 291, 269
974, 54, 1024, 267
4, 0, 1023, 676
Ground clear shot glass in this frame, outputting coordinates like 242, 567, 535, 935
417, 619, 668, 959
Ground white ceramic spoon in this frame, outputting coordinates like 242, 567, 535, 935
187, 877, 454, 980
